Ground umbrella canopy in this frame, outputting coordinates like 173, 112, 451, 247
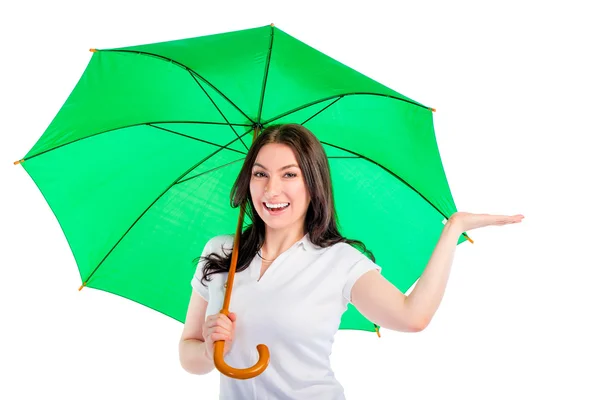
15, 24, 469, 336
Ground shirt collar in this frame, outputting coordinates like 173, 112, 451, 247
298, 233, 325, 253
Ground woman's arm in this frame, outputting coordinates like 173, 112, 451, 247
350, 217, 462, 332
179, 291, 215, 375
350, 212, 524, 332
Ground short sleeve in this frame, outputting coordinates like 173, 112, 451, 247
190, 239, 213, 302
342, 254, 382, 303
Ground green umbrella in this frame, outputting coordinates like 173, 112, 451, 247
14, 24, 470, 377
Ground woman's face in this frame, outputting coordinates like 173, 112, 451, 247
249, 143, 311, 233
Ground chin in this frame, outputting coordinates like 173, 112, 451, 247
261, 213, 298, 231
262, 218, 290, 229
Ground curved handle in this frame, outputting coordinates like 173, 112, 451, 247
213, 126, 270, 380
213, 340, 270, 379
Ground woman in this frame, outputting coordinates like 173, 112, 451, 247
178, 123, 524, 399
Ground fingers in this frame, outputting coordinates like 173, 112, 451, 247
203, 313, 236, 344
206, 313, 234, 330
202, 312, 237, 357
211, 325, 233, 337
210, 331, 231, 342
499, 214, 524, 224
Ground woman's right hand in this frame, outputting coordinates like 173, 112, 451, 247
202, 312, 237, 360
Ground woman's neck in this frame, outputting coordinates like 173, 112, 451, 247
261, 226, 306, 260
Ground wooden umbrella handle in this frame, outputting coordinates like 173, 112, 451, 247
214, 341, 270, 379
212, 125, 270, 379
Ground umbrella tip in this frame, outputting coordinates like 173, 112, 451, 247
430, 107, 436, 112
13, 159, 24, 165
270, 23, 275, 27
78, 282, 87, 291
374, 324, 381, 337
89, 48, 97, 53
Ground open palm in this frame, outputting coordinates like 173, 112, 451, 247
450, 212, 525, 232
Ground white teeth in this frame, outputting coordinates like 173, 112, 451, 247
265, 202, 290, 209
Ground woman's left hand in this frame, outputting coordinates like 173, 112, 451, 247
449, 212, 525, 232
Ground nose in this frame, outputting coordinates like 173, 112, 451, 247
264, 178, 282, 198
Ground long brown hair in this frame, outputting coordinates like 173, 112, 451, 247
194, 123, 374, 287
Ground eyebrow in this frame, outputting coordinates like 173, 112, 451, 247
253, 162, 299, 171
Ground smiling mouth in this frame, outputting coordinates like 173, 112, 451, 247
263, 202, 290, 213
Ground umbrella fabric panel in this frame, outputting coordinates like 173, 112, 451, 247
90, 159, 245, 323
22, 124, 231, 286
25, 51, 245, 159
260, 27, 425, 123
114, 26, 273, 123
274, 93, 458, 221
329, 156, 466, 330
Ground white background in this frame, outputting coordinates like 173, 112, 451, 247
1, 1, 598, 399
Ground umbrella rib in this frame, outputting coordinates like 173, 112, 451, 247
147, 124, 246, 155
100, 49, 254, 123
301, 96, 344, 125
189, 72, 249, 151
80, 128, 254, 287
264, 92, 432, 126
20, 121, 252, 163
176, 157, 246, 185
322, 141, 456, 224
256, 24, 276, 124
327, 156, 361, 158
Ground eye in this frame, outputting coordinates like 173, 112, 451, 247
284, 172, 297, 178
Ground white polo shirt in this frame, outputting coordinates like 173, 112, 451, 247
191, 233, 381, 400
